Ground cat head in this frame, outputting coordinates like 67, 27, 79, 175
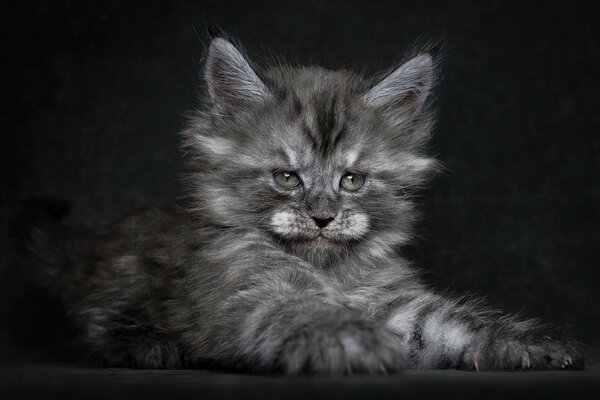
184, 38, 440, 263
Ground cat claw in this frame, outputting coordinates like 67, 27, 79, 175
562, 355, 572, 368
521, 351, 531, 369
473, 356, 480, 372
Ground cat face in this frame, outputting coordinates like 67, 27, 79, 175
185, 38, 438, 261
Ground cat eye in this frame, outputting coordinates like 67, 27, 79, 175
273, 171, 301, 189
340, 172, 366, 192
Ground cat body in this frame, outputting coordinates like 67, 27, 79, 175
20, 38, 582, 373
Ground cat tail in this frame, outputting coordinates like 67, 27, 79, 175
9, 198, 90, 299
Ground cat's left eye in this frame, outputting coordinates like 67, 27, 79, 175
340, 172, 366, 192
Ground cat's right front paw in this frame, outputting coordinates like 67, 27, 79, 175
277, 318, 406, 375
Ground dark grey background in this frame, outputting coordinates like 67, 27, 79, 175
1, 0, 599, 366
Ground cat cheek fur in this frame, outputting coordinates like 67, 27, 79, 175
270, 210, 316, 238
322, 211, 370, 240
270, 209, 371, 242
270, 211, 296, 236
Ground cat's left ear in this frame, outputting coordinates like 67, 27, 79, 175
363, 53, 435, 119
204, 38, 272, 108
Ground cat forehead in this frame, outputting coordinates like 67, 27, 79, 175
265, 66, 365, 95
265, 66, 368, 160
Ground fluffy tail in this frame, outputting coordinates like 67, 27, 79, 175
10, 199, 90, 299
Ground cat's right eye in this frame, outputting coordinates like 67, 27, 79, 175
273, 171, 301, 189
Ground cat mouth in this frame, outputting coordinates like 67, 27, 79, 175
314, 232, 329, 241
311, 231, 345, 244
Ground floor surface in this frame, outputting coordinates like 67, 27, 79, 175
1, 356, 599, 400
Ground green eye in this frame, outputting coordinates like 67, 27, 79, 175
273, 171, 301, 189
340, 172, 366, 192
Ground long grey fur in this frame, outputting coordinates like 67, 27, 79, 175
18, 37, 583, 374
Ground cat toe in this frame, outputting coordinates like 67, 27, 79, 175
562, 355, 573, 369
473, 355, 481, 371
521, 351, 531, 369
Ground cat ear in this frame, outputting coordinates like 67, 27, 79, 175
363, 54, 435, 119
204, 38, 272, 107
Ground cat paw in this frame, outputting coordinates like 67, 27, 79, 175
464, 336, 583, 371
277, 318, 406, 375
131, 340, 184, 369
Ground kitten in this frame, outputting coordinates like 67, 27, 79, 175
18, 37, 583, 373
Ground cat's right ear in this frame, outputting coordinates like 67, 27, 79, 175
204, 38, 272, 108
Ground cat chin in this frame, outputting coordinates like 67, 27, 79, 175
275, 232, 343, 246
275, 235, 334, 248
281, 235, 358, 259
307, 235, 337, 248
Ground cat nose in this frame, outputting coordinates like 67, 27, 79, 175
312, 216, 334, 229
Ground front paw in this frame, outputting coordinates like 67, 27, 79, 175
277, 318, 406, 375
464, 332, 583, 371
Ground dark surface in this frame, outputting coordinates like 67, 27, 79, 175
1, 1, 599, 398
1, 360, 600, 400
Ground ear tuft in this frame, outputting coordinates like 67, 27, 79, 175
363, 54, 435, 118
204, 38, 271, 107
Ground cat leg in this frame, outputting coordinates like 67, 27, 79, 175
212, 268, 406, 375
93, 329, 185, 369
124, 334, 184, 369
386, 292, 583, 370
80, 305, 185, 369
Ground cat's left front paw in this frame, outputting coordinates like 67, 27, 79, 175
464, 335, 583, 371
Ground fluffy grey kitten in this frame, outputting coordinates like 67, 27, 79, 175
20, 37, 583, 374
